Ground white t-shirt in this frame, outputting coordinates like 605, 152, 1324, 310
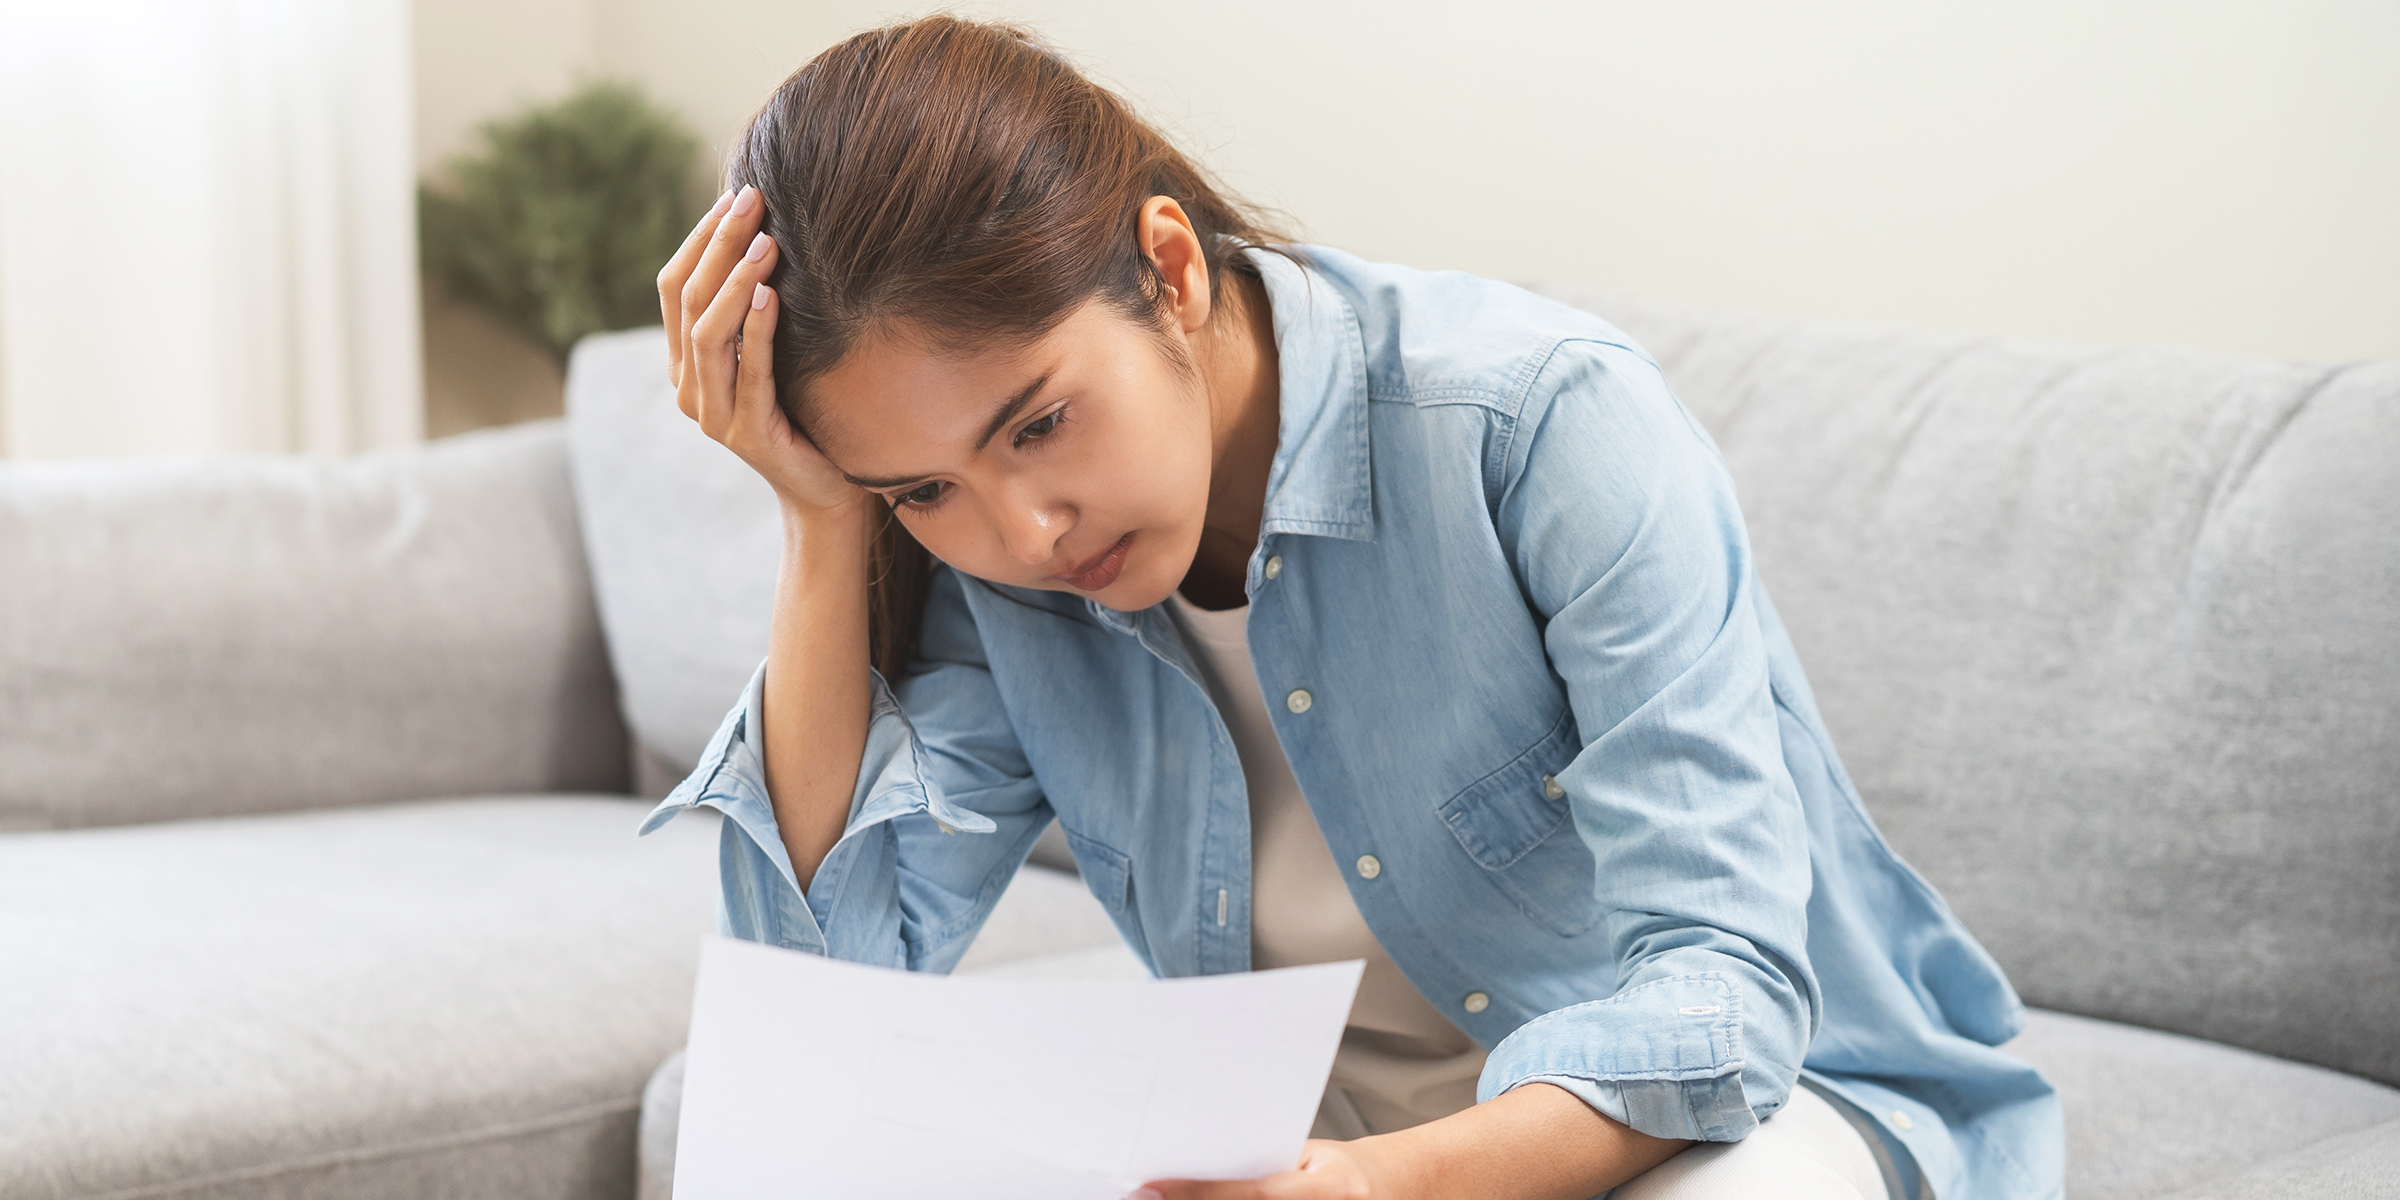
1165, 590, 1489, 1138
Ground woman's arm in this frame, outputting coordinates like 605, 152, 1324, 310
1472, 336, 1820, 1141
1144, 1083, 1691, 1200
657, 184, 876, 890
650, 190, 1050, 966
758, 499, 874, 890
1153, 335, 1811, 1199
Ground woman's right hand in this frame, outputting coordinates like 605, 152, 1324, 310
658, 185, 865, 516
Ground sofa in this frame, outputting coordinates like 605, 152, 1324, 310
2, 282, 2392, 1200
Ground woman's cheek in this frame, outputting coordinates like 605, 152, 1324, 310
899, 510, 975, 575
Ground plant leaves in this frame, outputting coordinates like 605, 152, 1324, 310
419, 79, 702, 364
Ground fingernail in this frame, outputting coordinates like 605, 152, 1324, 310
751, 282, 771, 310
708, 188, 733, 216
730, 185, 758, 216
1128, 1190, 1163, 1200
745, 232, 771, 262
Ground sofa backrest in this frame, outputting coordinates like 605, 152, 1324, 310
0, 420, 630, 830
563, 329, 783, 796
1535, 286, 2400, 1085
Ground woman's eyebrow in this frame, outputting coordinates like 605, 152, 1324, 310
972, 369, 1055, 451
840, 368, 1058, 490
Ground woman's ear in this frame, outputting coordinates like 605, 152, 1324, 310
1135, 195, 1212, 335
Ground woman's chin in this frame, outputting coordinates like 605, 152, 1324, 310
1085, 571, 1177, 613
1087, 545, 1190, 612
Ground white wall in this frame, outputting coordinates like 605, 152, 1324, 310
13, 2, 2388, 453
575, 0, 2399, 364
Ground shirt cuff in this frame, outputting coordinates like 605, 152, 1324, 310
1477, 972, 1760, 1142
636, 657, 996, 956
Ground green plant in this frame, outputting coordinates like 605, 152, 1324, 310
419, 80, 702, 365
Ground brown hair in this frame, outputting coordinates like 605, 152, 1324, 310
726, 15, 1285, 679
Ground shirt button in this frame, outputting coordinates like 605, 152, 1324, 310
1541, 774, 1565, 801
1286, 689, 1313, 714
1354, 854, 1381, 880
1263, 555, 1283, 580
1462, 991, 1491, 1014
1890, 1110, 1915, 1131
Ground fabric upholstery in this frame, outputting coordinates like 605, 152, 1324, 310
2160, 1118, 2400, 1200
2003, 1009, 2400, 1199
1534, 286, 2400, 1086
637, 1053, 685, 1200
0, 797, 720, 1200
0, 420, 629, 831
564, 330, 782, 792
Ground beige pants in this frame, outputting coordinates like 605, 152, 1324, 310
1607, 1081, 1900, 1200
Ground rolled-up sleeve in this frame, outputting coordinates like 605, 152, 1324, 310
1476, 338, 1820, 1143
637, 567, 1052, 972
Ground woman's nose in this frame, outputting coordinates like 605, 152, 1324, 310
992, 486, 1067, 567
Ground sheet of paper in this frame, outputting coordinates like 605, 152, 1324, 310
672, 936, 1364, 1200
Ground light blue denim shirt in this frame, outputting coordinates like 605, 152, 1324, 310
642, 245, 2064, 1200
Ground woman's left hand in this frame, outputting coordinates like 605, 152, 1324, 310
1136, 1137, 1399, 1200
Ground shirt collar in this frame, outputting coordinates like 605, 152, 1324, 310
1246, 245, 1375, 543
1084, 245, 1372, 637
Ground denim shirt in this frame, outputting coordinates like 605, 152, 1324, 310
641, 245, 2064, 1200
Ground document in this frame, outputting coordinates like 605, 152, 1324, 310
673, 935, 1365, 1200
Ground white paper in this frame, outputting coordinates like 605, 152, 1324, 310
673, 936, 1364, 1200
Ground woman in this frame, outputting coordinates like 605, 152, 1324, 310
643, 16, 2061, 1200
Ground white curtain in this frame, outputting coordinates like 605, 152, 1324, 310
0, 0, 422, 459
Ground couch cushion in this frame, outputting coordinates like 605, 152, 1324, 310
2158, 1116, 2400, 1200
0, 797, 718, 1200
2001, 1001, 2400, 1198
0, 419, 630, 831
1533, 286, 2400, 1087
564, 330, 782, 793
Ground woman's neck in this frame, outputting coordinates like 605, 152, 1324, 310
1182, 268, 1281, 611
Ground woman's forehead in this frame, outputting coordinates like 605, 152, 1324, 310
806, 297, 1142, 470
805, 313, 1087, 480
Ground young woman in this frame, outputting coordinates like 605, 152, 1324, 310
643, 16, 2061, 1200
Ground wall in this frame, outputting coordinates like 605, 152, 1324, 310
412, 0, 599, 436
413, 0, 2400, 433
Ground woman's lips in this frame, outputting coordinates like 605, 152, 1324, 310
1054, 532, 1134, 592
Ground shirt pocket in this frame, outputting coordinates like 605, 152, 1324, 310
1060, 826, 1154, 969
1435, 706, 1598, 937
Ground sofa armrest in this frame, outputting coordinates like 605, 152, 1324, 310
0, 419, 629, 830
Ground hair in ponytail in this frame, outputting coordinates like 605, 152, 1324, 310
726, 15, 1284, 679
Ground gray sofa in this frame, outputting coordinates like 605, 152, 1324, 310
3, 284, 2392, 1200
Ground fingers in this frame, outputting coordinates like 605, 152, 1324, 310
678, 184, 767, 357
676, 184, 768, 426
659, 188, 734, 393
1143, 1144, 1370, 1200
1143, 1180, 1275, 1200
688, 228, 782, 443
1144, 1182, 1256, 1200
733, 280, 781, 446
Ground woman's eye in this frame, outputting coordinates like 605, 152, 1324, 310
896, 481, 946, 508
1015, 410, 1062, 445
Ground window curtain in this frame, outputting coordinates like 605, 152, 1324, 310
0, 0, 422, 458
